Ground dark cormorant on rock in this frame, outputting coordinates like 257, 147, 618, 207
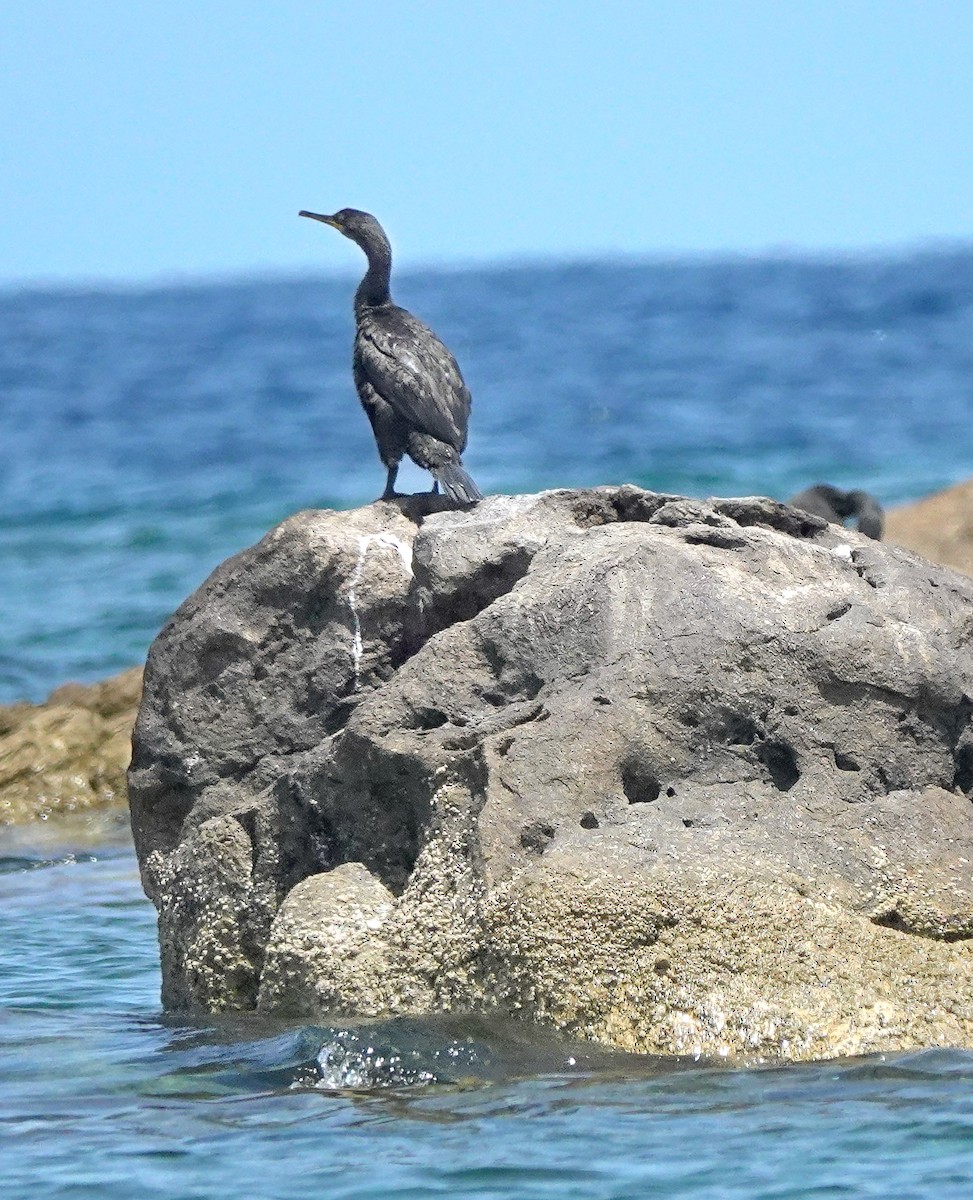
788, 484, 884, 540
299, 207, 483, 505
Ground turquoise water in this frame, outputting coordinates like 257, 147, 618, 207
2, 836, 973, 1198
3, 249, 973, 1195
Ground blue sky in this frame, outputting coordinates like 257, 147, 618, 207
2, 0, 972, 284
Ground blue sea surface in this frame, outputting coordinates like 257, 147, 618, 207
3, 249, 973, 1197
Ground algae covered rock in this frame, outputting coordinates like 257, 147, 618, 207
129, 489, 973, 1058
1, 666, 142, 824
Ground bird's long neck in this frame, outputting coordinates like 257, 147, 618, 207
354, 233, 393, 314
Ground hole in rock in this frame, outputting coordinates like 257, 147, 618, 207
681, 817, 694, 828
520, 820, 556, 854
413, 707, 448, 731
666, 786, 676, 797
834, 750, 860, 772
954, 744, 973, 795
723, 713, 760, 746
579, 811, 599, 829
757, 740, 800, 791
621, 759, 662, 805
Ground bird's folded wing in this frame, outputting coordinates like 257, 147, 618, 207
356, 311, 471, 448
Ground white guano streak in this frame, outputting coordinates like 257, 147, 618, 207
347, 533, 414, 687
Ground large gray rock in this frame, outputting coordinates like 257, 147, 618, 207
129, 488, 973, 1058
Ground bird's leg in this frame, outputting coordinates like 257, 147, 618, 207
380, 464, 401, 500
429, 480, 440, 495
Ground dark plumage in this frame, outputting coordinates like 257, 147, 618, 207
299, 207, 482, 505
788, 484, 884, 540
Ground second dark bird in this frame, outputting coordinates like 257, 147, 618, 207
299, 207, 483, 505
788, 483, 884, 540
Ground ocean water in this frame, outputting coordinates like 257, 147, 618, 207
3, 248, 973, 1196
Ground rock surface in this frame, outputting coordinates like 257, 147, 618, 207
1, 666, 142, 824
886, 476, 973, 578
129, 488, 973, 1059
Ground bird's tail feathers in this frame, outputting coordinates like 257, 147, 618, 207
432, 461, 483, 505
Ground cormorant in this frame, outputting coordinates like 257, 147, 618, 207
299, 207, 483, 505
788, 484, 884, 540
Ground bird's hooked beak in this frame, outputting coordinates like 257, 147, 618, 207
299, 210, 341, 229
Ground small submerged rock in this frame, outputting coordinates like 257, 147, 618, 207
128, 488, 973, 1060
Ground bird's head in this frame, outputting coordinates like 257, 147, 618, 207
298, 207, 387, 250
